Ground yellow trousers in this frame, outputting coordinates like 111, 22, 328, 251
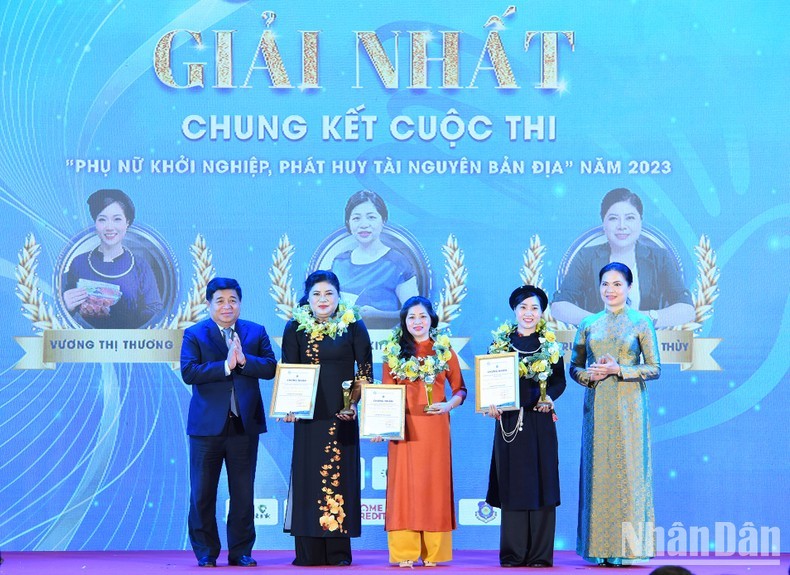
388, 530, 452, 564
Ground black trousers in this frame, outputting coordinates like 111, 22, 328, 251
188, 414, 258, 561
499, 506, 556, 566
293, 536, 352, 566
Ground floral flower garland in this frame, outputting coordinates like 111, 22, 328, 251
381, 327, 453, 381
292, 301, 360, 340
489, 319, 561, 381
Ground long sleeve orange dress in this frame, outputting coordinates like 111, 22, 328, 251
382, 339, 467, 538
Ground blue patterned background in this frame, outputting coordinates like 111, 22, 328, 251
0, 0, 787, 553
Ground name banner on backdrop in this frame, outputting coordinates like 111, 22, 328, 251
554, 330, 721, 371
14, 329, 183, 369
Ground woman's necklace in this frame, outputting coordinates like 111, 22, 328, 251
87, 247, 134, 279
499, 407, 524, 443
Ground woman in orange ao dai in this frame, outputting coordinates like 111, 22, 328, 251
379, 296, 467, 567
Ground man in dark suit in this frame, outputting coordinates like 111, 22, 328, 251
181, 277, 277, 568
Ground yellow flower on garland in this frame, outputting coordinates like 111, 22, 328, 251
419, 356, 439, 376
403, 359, 419, 379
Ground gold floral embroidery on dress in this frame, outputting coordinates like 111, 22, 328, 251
305, 333, 321, 365
356, 361, 372, 383
318, 422, 347, 533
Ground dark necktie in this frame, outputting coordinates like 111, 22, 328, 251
223, 327, 240, 416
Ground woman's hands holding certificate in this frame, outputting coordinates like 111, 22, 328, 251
485, 404, 503, 420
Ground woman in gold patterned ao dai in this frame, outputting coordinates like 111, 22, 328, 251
570, 262, 661, 567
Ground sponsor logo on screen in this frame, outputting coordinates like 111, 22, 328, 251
372, 456, 387, 491
361, 498, 386, 525
458, 499, 500, 526
224, 498, 279, 525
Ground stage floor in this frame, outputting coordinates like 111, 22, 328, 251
0, 550, 786, 574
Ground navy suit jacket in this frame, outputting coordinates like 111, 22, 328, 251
181, 318, 277, 436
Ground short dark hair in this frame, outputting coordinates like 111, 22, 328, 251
600, 187, 643, 220
599, 262, 633, 286
87, 189, 136, 224
508, 285, 548, 311
397, 296, 439, 359
206, 277, 242, 302
344, 190, 388, 232
299, 270, 342, 307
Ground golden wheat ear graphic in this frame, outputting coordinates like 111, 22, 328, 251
15, 233, 63, 331
672, 234, 720, 332
158, 234, 215, 329
268, 233, 298, 321
519, 234, 569, 332
436, 234, 467, 329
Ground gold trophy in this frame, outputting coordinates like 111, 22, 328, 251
537, 379, 552, 410
423, 374, 437, 412
341, 378, 367, 416
340, 380, 355, 416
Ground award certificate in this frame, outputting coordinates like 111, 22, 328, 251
475, 352, 520, 412
359, 384, 406, 440
269, 363, 320, 419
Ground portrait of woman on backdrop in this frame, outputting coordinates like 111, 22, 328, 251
60, 189, 164, 329
551, 187, 694, 328
328, 190, 421, 329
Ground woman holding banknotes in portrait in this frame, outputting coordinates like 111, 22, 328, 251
281, 270, 372, 566
62, 189, 162, 328
570, 262, 661, 567
378, 296, 467, 568
485, 285, 565, 568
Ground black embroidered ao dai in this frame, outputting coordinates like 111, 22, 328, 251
281, 318, 372, 565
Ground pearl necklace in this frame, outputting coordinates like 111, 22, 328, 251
87, 247, 135, 279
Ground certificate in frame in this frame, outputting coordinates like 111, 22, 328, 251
475, 352, 520, 413
269, 363, 320, 419
359, 384, 406, 440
